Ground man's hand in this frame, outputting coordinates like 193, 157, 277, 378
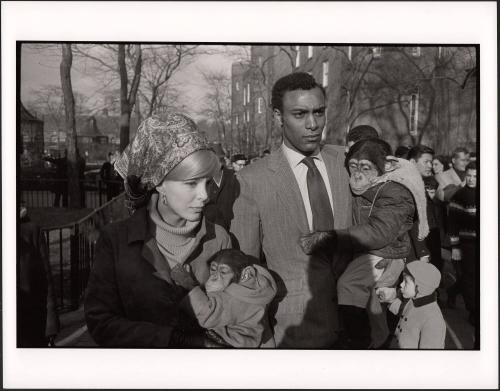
171, 264, 198, 291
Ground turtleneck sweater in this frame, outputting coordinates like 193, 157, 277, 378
148, 193, 200, 269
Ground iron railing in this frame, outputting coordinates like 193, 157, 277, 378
20, 178, 124, 209
42, 192, 129, 312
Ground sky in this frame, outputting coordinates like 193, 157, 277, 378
20, 44, 247, 120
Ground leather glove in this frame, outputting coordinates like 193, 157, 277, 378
171, 263, 198, 291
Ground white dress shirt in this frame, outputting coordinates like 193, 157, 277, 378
282, 143, 334, 231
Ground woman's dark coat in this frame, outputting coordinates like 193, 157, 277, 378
84, 207, 231, 347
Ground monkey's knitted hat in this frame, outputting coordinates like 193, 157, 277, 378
114, 112, 210, 191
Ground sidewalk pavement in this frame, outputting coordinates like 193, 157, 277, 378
54, 305, 96, 347
53, 293, 475, 349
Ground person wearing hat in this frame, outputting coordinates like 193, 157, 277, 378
231, 154, 247, 172
84, 113, 232, 348
204, 144, 240, 231
376, 262, 446, 349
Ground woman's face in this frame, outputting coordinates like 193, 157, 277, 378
156, 177, 210, 226
432, 159, 444, 175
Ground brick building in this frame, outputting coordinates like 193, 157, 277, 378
19, 101, 44, 168
230, 45, 477, 156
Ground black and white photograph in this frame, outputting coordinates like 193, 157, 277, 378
2, 2, 498, 389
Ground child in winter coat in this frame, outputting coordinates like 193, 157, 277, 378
376, 261, 446, 349
180, 249, 277, 348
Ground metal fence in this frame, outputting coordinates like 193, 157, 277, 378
42, 192, 129, 312
20, 178, 124, 209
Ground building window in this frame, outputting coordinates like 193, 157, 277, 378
411, 46, 421, 57
372, 46, 382, 58
308, 46, 313, 59
257, 56, 263, 67
348, 46, 352, 61
258, 97, 263, 114
247, 83, 250, 102
438, 46, 444, 58
236, 81, 240, 91
322, 61, 329, 88
243, 87, 246, 106
246, 110, 250, 122
235, 115, 239, 125
295, 45, 300, 67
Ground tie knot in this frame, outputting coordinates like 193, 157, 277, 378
302, 156, 317, 170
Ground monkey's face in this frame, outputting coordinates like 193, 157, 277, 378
347, 158, 380, 195
205, 261, 236, 293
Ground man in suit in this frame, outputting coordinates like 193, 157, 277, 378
230, 72, 352, 348
205, 146, 240, 231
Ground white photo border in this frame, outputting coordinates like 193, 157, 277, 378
2, 1, 498, 389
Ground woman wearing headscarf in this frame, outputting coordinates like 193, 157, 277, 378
84, 113, 231, 347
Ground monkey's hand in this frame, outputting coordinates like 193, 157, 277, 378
171, 263, 199, 291
299, 230, 336, 255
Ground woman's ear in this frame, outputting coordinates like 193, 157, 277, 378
240, 266, 256, 282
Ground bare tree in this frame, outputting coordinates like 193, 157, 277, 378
199, 69, 231, 150
73, 44, 142, 151
60, 44, 82, 208
140, 45, 202, 116
118, 44, 142, 151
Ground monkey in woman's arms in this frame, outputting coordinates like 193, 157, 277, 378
299, 138, 429, 349
178, 249, 277, 348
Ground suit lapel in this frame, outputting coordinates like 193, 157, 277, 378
269, 147, 309, 232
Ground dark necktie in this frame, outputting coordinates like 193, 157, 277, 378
302, 156, 334, 231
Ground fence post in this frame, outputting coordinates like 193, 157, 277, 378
98, 180, 103, 207
69, 225, 80, 310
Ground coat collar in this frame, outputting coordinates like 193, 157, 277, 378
413, 291, 438, 307
126, 206, 150, 244
127, 205, 216, 284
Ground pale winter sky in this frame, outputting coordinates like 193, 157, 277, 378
20, 44, 247, 120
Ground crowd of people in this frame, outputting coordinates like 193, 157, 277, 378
80, 71, 477, 350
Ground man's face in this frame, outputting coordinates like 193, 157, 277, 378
232, 160, 246, 172
452, 152, 470, 172
425, 188, 436, 200
275, 87, 326, 156
465, 169, 477, 188
413, 153, 434, 177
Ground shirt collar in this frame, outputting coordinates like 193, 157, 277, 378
282, 142, 323, 168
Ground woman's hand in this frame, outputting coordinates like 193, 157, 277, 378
171, 263, 198, 291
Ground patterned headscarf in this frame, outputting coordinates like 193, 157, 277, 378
114, 112, 210, 209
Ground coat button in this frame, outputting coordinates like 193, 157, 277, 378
404, 317, 408, 321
